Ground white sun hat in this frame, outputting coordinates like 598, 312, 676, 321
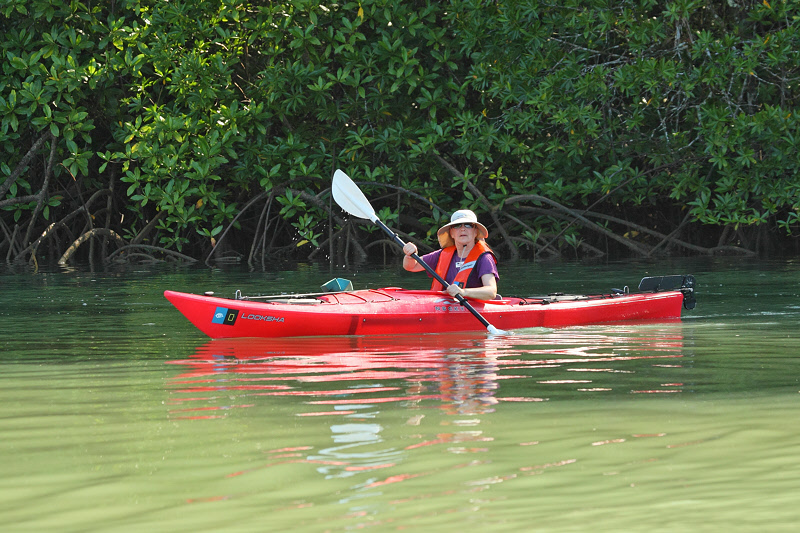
436, 209, 489, 248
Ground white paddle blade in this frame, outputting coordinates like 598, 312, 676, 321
487, 324, 511, 336
332, 169, 378, 222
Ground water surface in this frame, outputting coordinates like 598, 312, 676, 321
1, 258, 799, 532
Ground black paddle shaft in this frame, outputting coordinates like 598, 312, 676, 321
373, 219, 492, 329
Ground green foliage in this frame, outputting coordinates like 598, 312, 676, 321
450, 0, 800, 237
3, 0, 800, 263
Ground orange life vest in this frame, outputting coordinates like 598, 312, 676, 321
431, 241, 496, 291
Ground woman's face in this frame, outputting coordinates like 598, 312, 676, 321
449, 223, 478, 248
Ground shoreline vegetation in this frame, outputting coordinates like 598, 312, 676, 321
3, 1, 800, 268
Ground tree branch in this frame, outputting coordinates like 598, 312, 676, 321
0, 131, 53, 199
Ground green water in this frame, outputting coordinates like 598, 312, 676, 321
1, 258, 799, 532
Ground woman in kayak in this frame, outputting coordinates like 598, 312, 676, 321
402, 209, 499, 300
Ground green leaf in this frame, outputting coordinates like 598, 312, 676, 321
10, 56, 26, 70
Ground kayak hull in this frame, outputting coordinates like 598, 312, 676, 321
164, 286, 688, 339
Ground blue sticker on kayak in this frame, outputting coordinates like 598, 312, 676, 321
212, 306, 239, 326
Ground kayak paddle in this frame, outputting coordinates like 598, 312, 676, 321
331, 169, 508, 335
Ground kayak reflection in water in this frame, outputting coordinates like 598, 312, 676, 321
402, 209, 499, 301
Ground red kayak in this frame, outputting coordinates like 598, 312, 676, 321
164, 275, 696, 339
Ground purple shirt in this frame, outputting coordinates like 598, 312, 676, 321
421, 249, 499, 288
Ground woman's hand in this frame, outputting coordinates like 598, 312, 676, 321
445, 284, 464, 298
444, 274, 498, 301
402, 242, 424, 272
